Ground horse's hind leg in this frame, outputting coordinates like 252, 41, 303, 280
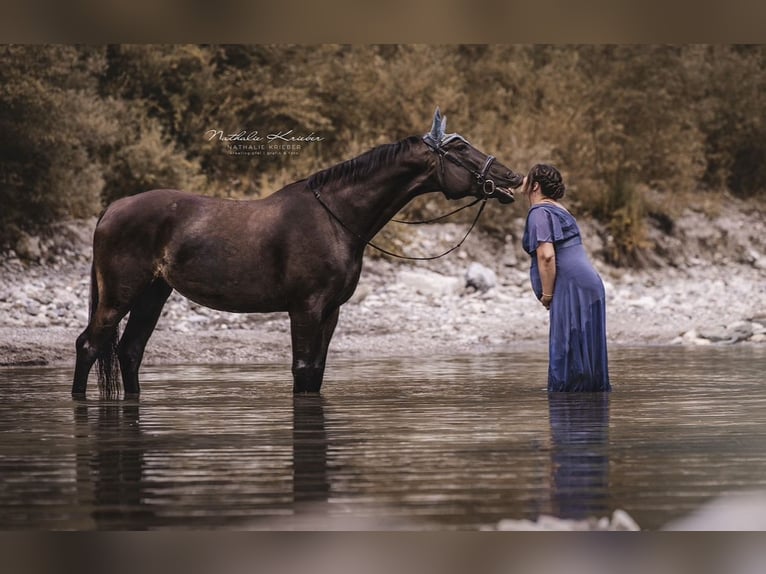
73, 330, 98, 396
73, 252, 157, 397
72, 305, 124, 397
290, 306, 340, 394
117, 279, 173, 396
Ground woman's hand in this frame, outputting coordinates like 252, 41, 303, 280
536, 242, 556, 311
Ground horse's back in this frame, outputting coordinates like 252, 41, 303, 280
98, 187, 303, 231
99, 189, 211, 228
96, 189, 273, 251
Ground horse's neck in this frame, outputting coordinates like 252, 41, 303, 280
332, 169, 434, 240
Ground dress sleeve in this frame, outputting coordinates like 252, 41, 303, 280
525, 207, 566, 253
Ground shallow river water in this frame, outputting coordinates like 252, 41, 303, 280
0, 345, 765, 530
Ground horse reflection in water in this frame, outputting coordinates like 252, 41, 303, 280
292, 396, 330, 506
73, 401, 153, 529
73, 398, 330, 528
547, 393, 610, 519
72, 108, 523, 398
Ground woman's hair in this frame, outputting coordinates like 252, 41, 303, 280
528, 164, 566, 200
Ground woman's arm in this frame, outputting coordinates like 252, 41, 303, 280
536, 241, 556, 310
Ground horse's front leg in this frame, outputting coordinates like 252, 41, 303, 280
289, 306, 340, 394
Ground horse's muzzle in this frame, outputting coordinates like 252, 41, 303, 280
494, 187, 516, 204
492, 173, 523, 204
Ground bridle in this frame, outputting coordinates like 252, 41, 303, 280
422, 132, 499, 199
312, 134, 501, 261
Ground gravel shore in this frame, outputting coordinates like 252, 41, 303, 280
1, 200, 765, 369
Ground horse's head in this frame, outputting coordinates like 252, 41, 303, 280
423, 108, 523, 204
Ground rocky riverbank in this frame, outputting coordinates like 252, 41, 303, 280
1, 198, 765, 368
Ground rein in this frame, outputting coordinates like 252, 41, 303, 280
312, 136, 499, 261
390, 196, 483, 225
313, 188, 488, 261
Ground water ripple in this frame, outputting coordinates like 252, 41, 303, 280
0, 345, 765, 530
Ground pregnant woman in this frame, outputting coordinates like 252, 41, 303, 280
521, 164, 611, 392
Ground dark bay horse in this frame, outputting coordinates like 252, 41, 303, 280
72, 109, 523, 398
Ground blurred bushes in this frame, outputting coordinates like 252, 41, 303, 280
1, 44, 764, 265
0, 46, 110, 229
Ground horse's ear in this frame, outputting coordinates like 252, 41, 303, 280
429, 107, 446, 142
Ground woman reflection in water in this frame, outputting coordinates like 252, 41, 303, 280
521, 164, 611, 392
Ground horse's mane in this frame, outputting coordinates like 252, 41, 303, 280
307, 136, 421, 191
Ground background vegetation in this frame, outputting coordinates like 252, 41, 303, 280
1, 44, 764, 265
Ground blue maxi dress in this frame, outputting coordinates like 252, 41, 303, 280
522, 204, 611, 392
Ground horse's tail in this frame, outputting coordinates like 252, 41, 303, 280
97, 334, 120, 398
89, 224, 121, 398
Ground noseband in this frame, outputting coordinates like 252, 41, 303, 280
422, 134, 498, 197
